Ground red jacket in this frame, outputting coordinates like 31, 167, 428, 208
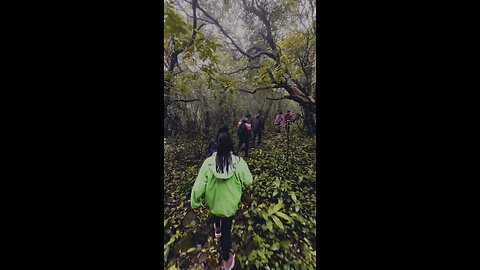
237, 120, 252, 131
274, 114, 286, 124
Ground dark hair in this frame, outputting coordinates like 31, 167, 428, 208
278, 111, 282, 115
257, 110, 262, 114
208, 137, 216, 146
215, 131, 234, 174
246, 114, 251, 118
287, 110, 290, 113
218, 126, 229, 133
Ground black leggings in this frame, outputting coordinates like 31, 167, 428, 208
252, 131, 262, 146
212, 215, 233, 261
236, 138, 249, 157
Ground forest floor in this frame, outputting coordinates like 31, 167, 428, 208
164, 126, 317, 270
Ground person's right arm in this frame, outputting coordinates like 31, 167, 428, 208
191, 160, 210, 209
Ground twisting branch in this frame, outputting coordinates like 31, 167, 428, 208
308, 0, 315, 19
292, 78, 307, 94
267, 69, 278, 84
194, 2, 276, 61
175, 0, 213, 24
167, 0, 203, 73
193, 3, 248, 55
198, 23, 207, 31
170, 98, 199, 104
224, 65, 261, 75
187, 0, 198, 47
239, 85, 276, 94
266, 96, 291, 101
241, 0, 277, 55
184, 0, 316, 111
239, 89, 257, 94
171, 64, 184, 76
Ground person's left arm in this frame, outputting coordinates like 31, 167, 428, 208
239, 160, 253, 189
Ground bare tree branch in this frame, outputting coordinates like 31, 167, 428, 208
266, 96, 290, 100
176, 0, 317, 112
170, 98, 199, 104
239, 85, 276, 94
194, 2, 276, 61
174, 0, 213, 24
292, 78, 306, 93
239, 89, 257, 94
224, 65, 261, 75
267, 69, 278, 84
171, 64, 184, 76
194, 3, 249, 55
198, 23, 207, 31
241, 0, 278, 55
308, 0, 315, 20
167, 0, 205, 73
187, 0, 198, 47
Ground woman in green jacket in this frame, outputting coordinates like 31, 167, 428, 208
191, 127, 253, 270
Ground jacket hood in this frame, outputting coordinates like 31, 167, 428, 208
208, 152, 241, 179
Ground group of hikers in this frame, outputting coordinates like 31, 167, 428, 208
194, 109, 298, 269
273, 110, 297, 133
207, 110, 297, 159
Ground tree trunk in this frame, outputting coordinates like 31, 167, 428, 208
164, 103, 169, 136
302, 105, 316, 136
164, 78, 172, 137
204, 110, 210, 137
264, 98, 274, 127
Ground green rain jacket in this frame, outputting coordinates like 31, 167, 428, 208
191, 152, 253, 217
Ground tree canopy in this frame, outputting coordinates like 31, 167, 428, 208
164, 0, 316, 136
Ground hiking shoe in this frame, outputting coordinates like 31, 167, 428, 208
214, 222, 221, 238
221, 252, 235, 270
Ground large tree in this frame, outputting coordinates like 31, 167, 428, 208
164, 0, 225, 135
192, 0, 317, 134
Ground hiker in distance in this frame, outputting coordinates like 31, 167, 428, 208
207, 136, 217, 157
250, 110, 265, 148
235, 114, 252, 158
274, 111, 286, 133
285, 110, 293, 122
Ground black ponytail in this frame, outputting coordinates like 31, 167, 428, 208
215, 130, 234, 174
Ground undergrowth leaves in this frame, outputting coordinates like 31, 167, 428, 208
164, 130, 316, 269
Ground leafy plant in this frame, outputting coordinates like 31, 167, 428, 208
164, 131, 316, 269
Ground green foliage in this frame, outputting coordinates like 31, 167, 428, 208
164, 2, 226, 99
164, 130, 316, 269
164, 2, 190, 47
164, 0, 316, 136
250, 23, 316, 88
277, 26, 316, 81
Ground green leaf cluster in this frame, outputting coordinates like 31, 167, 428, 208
164, 131, 316, 269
